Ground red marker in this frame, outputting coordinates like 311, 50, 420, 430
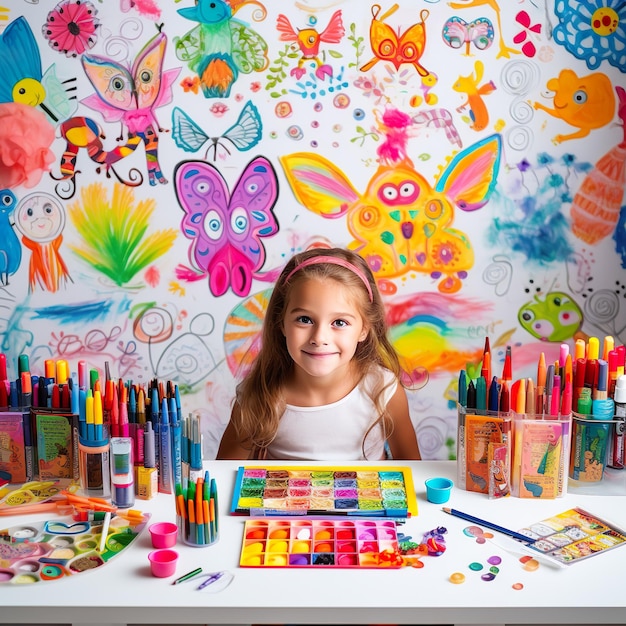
0, 353, 6, 382
502, 345, 512, 383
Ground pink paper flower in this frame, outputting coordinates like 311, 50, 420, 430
42, 0, 99, 57
0, 103, 56, 190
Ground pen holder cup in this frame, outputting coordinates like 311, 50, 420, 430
456, 405, 511, 496
78, 438, 111, 498
511, 412, 571, 498
177, 513, 219, 547
569, 412, 614, 484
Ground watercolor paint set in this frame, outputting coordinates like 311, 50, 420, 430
230, 466, 417, 517
240, 518, 402, 568
0, 512, 150, 584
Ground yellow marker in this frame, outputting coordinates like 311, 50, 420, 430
587, 336, 600, 360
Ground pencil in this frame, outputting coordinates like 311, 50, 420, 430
442, 507, 535, 543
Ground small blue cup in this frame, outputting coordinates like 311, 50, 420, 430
425, 477, 453, 504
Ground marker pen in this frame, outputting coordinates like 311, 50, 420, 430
608, 375, 626, 470
608, 350, 619, 398
159, 398, 172, 494
593, 360, 608, 401
457, 370, 467, 408
587, 336, 600, 361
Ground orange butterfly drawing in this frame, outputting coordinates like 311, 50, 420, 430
360, 4, 434, 83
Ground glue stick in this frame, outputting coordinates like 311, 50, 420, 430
110, 437, 135, 508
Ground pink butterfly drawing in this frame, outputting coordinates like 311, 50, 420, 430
80, 31, 180, 185
174, 157, 280, 297
442, 16, 494, 55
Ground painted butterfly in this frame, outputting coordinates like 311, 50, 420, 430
174, 157, 279, 297
442, 16, 494, 54
81, 31, 180, 185
171, 100, 262, 161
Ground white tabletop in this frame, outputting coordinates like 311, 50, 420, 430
2, 460, 626, 626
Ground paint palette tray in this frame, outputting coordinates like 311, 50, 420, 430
231, 466, 417, 517
0, 513, 150, 584
240, 518, 402, 568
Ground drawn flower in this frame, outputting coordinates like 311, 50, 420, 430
250, 81, 262, 93
0, 103, 55, 190
42, 0, 99, 58
181, 76, 200, 94
553, 0, 626, 70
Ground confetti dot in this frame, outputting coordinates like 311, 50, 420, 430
333, 93, 350, 108
521, 557, 539, 571
481, 572, 496, 581
487, 556, 502, 565
449, 572, 466, 584
313, 102, 323, 112
353, 108, 365, 120
475, 536, 486, 544
512, 582, 524, 590
469, 562, 483, 571
489, 566, 500, 574
287, 125, 303, 140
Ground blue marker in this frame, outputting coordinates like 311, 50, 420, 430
159, 397, 172, 494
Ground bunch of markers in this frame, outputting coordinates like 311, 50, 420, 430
175, 470, 219, 547
0, 353, 194, 502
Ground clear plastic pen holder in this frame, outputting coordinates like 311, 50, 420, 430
177, 513, 218, 547
569, 412, 614, 484
511, 412, 571, 498
457, 405, 511, 494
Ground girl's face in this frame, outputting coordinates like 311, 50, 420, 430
282, 277, 368, 382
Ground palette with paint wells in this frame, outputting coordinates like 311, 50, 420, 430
0, 513, 150, 584
231, 466, 417, 517
240, 518, 402, 568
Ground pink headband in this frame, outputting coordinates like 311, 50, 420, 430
285, 256, 374, 302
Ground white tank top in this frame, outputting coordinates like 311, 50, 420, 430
266, 368, 397, 461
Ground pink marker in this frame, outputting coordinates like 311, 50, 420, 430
78, 360, 88, 391
559, 343, 569, 369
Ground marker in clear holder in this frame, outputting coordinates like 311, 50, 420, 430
176, 474, 219, 547
456, 405, 512, 495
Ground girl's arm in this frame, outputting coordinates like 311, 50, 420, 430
216, 405, 254, 459
386, 384, 422, 460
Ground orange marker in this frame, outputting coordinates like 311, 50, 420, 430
536, 352, 546, 414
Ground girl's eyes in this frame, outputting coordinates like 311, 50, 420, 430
294, 316, 349, 327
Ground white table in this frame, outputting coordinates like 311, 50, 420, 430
2, 460, 626, 626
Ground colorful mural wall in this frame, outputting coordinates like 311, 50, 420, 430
0, 0, 624, 460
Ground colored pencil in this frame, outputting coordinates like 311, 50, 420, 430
442, 507, 534, 543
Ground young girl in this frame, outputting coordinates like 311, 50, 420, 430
217, 247, 421, 461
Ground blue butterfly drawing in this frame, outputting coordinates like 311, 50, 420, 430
171, 100, 262, 161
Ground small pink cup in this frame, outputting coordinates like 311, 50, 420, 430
148, 548, 178, 578
149, 522, 178, 548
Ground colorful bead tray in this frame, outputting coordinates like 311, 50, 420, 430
231, 466, 417, 517
240, 518, 402, 568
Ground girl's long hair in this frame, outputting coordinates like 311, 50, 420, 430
231, 247, 403, 457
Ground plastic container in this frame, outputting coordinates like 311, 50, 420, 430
457, 405, 511, 494
424, 477, 453, 503
149, 522, 178, 549
148, 548, 178, 577
78, 437, 111, 498
511, 411, 571, 498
